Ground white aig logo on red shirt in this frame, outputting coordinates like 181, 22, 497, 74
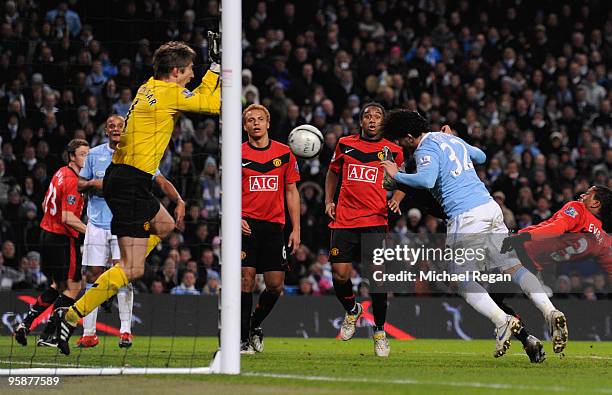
347, 164, 378, 183
249, 175, 279, 191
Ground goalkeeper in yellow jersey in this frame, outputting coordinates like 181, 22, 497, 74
53, 35, 221, 355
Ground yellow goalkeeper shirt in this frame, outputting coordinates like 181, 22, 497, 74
113, 70, 221, 175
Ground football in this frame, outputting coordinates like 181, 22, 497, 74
288, 124, 324, 159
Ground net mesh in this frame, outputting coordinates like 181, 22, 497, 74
0, 0, 222, 374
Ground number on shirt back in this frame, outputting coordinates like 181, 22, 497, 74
123, 99, 139, 132
43, 183, 58, 215
440, 138, 474, 177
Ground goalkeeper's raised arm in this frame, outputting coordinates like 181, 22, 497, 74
52, 38, 222, 356
113, 40, 220, 175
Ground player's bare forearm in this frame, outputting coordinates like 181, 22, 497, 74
387, 190, 405, 215
285, 183, 301, 232
286, 183, 301, 253
156, 174, 185, 230
62, 210, 87, 234
391, 190, 406, 202
77, 177, 102, 193
325, 170, 339, 205
325, 170, 339, 220
156, 174, 182, 205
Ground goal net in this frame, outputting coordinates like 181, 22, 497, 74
0, 0, 241, 376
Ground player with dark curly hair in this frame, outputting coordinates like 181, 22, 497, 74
380, 109, 567, 358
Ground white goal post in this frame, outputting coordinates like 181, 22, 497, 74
0, 0, 241, 376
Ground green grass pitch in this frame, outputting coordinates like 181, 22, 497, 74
0, 336, 610, 394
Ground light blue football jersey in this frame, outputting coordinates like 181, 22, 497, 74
80, 143, 115, 230
413, 132, 491, 219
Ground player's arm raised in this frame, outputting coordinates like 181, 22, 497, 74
285, 182, 301, 255
155, 173, 186, 231
466, 144, 486, 165
381, 148, 439, 189
169, 72, 221, 114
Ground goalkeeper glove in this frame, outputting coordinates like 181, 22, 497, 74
207, 30, 221, 73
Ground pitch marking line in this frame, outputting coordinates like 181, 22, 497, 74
0, 359, 98, 368
405, 350, 612, 360
243, 372, 612, 393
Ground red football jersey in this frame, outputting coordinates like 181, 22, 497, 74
41, 166, 85, 238
328, 135, 404, 229
242, 140, 300, 225
520, 201, 605, 243
524, 233, 612, 275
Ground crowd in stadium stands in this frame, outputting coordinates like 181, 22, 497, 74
0, 1, 610, 298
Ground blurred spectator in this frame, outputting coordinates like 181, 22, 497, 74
151, 280, 164, 295
159, 258, 178, 293
202, 271, 220, 295
45, 2, 81, 37
2, 240, 17, 269
493, 191, 517, 231
171, 270, 201, 295
0, 251, 23, 290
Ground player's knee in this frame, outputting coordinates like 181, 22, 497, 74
265, 284, 283, 295
241, 276, 255, 292
332, 270, 350, 283
65, 288, 81, 299
156, 222, 174, 239
123, 265, 144, 280
55, 281, 68, 293
503, 264, 522, 275
85, 266, 104, 283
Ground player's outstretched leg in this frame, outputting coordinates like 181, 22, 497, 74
458, 281, 519, 357
117, 284, 134, 348
56, 263, 131, 355
370, 293, 390, 357
507, 265, 568, 353
548, 310, 569, 354
14, 287, 60, 346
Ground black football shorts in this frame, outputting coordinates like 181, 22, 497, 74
40, 230, 82, 283
103, 163, 160, 239
329, 226, 387, 264
241, 218, 287, 273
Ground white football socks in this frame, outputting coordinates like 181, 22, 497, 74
82, 283, 98, 336
459, 281, 508, 327
512, 266, 556, 317
117, 284, 133, 334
